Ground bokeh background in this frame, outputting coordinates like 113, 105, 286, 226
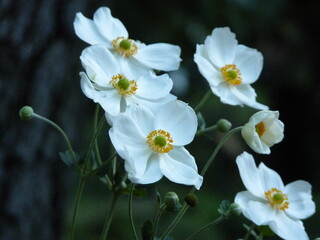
1, 0, 319, 239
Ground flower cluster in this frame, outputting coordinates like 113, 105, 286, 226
70, 6, 316, 240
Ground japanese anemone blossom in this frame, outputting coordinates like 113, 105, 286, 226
74, 6, 181, 76
241, 110, 284, 154
79, 45, 175, 119
194, 27, 268, 110
109, 100, 203, 189
235, 152, 315, 240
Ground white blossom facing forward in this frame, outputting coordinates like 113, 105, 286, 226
241, 110, 284, 154
74, 7, 182, 76
194, 27, 268, 110
79, 45, 176, 118
235, 152, 315, 240
109, 101, 203, 189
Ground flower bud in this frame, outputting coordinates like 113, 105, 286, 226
216, 119, 232, 132
164, 191, 179, 210
184, 193, 198, 207
19, 106, 34, 120
229, 203, 242, 216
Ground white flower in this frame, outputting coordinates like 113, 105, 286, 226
241, 110, 284, 154
109, 100, 203, 189
235, 152, 315, 240
194, 27, 268, 110
74, 7, 181, 76
80, 45, 176, 119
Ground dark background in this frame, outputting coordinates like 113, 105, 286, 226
1, 0, 319, 239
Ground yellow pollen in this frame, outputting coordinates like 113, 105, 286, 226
112, 36, 138, 57
146, 129, 174, 154
255, 122, 266, 137
265, 188, 289, 211
110, 74, 138, 96
220, 64, 242, 85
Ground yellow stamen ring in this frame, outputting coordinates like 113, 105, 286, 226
110, 74, 137, 96
220, 64, 242, 85
265, 188, 289, 211
146, 129, 174, 154
255, 122, 266, 137
112, 36, 138, 57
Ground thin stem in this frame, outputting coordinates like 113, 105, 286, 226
200, 126, 242, 177
196, 124, 217, 136
244, 223, 256, 240
151, 203, 166, 240
194, 90, 212, 112
93, 104, 103, 165
84, 152, 117, 178
68, 177, 86, 240
32, 113, 77, 161
160, 203, 189, 240
99, 193, 120, 240
184, 214, 227, 240
129, 183, 139, 240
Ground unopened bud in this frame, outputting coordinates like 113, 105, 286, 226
164, 192, 179, 210
19, 106, 34, 120
184, 193, 198, 207
229, 203, 242, 216
216, 119, 232, 132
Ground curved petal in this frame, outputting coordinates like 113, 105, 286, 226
236, 152, 265, 198
243, 200, 275, 226
103, 90, 122, 115
160, 149, 203, 189
115, 55, 150, 78
135, 72, 173, 100
154, 100, 197, 146
93, 7, 128, 42
258, 162, 284, 191
205, 27, 238, 68
80, 72, 96, 100
269, 212, 309, 240
129, 153, 163, 184
234, 44, 263, 84
133, 94, 177, 114
194, 44, 222, 86
135, 43, 181, 71
211, 83, 242, 106
285, 180, 316, 220
74, 12, 108, 45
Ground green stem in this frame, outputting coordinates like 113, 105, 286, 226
184, 214, 228, 240
69, 176, 86, 240
32, 113, 77, 161
84, 152, 117, 178
196, 124, 217, 136
194, 90, 212, 112
244, 223, 256, 240
129, 183, 139, 240
93, 104, 103, 165
99, 193, 120, 240
151, 203, 166, 240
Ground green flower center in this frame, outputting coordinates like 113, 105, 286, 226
220, 64, 242, 85
265, 188, 289, 211
227, 69, 238, 79
117, 77, 130, 90
119, 39, 131, 50
154, 136, 167, 147
272, 193, 285, 204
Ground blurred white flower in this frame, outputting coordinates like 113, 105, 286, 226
80, 45, 175, 119
74, 7, 181, 76
194, 27, 268, 110
109, 100, 203, 189
241, 110, 284, 154
235, 152, 315, 240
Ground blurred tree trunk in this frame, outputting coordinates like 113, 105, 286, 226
0, 1, 98, 239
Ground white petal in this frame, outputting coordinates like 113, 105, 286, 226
135, 72, 173, 100
133, 94, 177, 114
134, 43, 181, 71
115, 55, 150, 78
103, 90, 122, 116
194, 44, 222, 86
236, 152, 265, 198
285, 180, 316, 220
234, 44, 263, 84
211, 83, 242, 106
129, 153, 163, 184
205, 27, 238, 67
258, 162, 284, 191
160, 148, 203, 189
80, 72, 96, 100
269, 212, 309, 240
154, 100, 197, 146
245, 201, 275, 226
74, 12, 108, 45
93, 7, 128, 42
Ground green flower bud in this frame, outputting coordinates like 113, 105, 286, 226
164, 191, 179, 210
229, 203, 242, 216
19, 106, 34, 120
216, 119, 232, 132
184, 193, 198, 207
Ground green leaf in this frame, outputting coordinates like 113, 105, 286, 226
197, 112, 206, 130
